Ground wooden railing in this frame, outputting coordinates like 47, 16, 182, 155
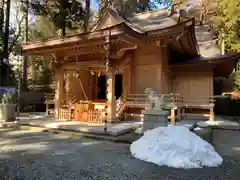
124, 93, 183, 109
182, 96, 215, 121
123, 94, 215, 122
45, 93, 55, 116
124, 94, 147, 108
88, 109, 106, 124
123, 93, 183, 124
58, 108, 72, 120
45, 93, 55, 103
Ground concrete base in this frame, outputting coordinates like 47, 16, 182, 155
143, 109, 169, 132
16, 114, 142, 137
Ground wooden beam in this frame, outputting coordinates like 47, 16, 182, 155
59, 60, 105, 67
120, 34, 145, 47
22, 25, 126, 52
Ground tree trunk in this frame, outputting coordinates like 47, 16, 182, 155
22, 0, 29, 91
0, 0, 4, 33
0, 0, 4, 63
61, 26, 66, 37
83, 0, 90, 32
3, 0, 11, 59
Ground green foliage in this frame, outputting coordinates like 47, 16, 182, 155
26, 55, 53, 87
28, 0, 86, 36
98, 0, 153, 16
28, 16, 57, 40
234, 70, 240, 90
212, 0, 240, 53
38, 66, 53, 87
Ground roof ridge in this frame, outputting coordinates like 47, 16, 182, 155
131, 7, 170, 17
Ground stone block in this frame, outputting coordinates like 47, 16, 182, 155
143, 110, 168, 132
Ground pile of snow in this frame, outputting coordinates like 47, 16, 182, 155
130, 126, 223, 169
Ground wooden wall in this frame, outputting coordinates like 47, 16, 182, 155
129, 45, 170, 94
123, 45, 213, 100
171, 65, 213, 100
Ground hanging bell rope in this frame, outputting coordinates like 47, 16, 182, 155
76, 54, 88, 101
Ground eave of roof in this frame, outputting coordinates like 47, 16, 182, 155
22, 17, 197, 56
170, 53, 240, 67
22, 23, 145, 53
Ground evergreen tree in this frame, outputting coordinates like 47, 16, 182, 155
0, 0, 25, 86
28, 0, 86, 36
212, 0, 240, 53
98, 0, 150, 17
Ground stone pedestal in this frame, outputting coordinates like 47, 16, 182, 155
143, 109, 169, 132
0, 104, 16, 122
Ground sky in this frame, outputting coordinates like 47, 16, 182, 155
91, 0, 99, 10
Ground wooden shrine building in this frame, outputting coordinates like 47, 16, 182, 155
21, 8, 239, 124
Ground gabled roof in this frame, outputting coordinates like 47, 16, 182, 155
92, 7, 180, 33
22, 7, 198, 56
91, 8, 141, 32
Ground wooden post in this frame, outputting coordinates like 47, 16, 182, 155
182, 107, 185, 120
210, 107, 214, 121
104, 30, 116, 123
209, 97, 214, 121
54, 68, 64, 118
55, 70, 60, 118
46, 103, 49, 115
106, 68, 116, 123
170, 108, 175, 124
177, 107, 181, 120
65, 72, 71, 102
92, 74, 98, 100
122, 66, 129, 102
59, 68, 64, 112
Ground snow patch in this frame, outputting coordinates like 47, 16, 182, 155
130, 126, 223, 169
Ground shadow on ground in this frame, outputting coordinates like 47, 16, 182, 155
0, 128, 240, 180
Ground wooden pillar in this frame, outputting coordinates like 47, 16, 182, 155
159, 43, 169, 94
170, 108, 175, 124
55, 70, 60, 117
129, 54, 134, 94
106, 68, 116, 123
103, 31, 117, 123
92, 74, 98, 100
59, 69, 64, 106
210, 107, 214, 121
65, 71, 71, 102
54, 68, 64, 118
122, 66, 129, 102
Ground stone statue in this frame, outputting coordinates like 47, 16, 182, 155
1, 89, 16, 104
144, 88, 165, 111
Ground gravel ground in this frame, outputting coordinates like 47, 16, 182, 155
0, 128, 240, 180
